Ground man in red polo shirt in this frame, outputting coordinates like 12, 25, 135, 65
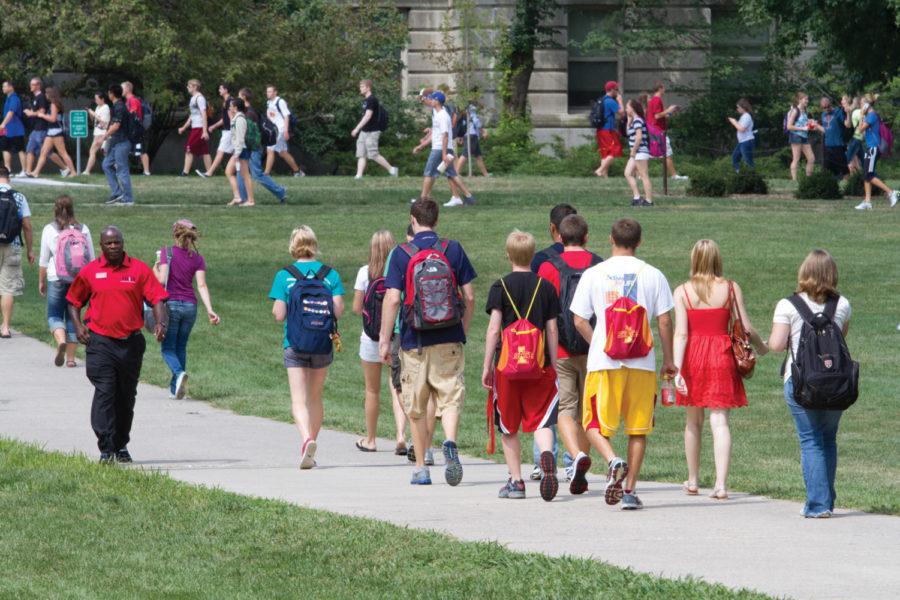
646, 82, 688, 181
67, 226, 168, 464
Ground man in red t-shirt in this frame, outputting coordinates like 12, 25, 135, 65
67, 226, 168, 464
646, 82, 687, 180
122, 81, 151, 175
537, 214, 602, 496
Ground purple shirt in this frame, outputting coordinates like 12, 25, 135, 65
159, 246, 206, 303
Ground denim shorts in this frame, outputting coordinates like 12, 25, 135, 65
26, 130, 47, 154
788, 133, 810, 145
238, 148, 251, 160
424, 148, 457, 178
46, 280, 76, 342
283, 347, 333, 369
846, 139, 865, 163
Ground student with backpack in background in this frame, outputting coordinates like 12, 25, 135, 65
122, 82, 152, 176
0, 166, 34, 338
236, 88, 287, 204
482, 230, 561, 501
353, 229, 408, 453
153, 219, 220, 399
99, 85, 134, 206
351, 80, 398, 179
672, 240, 767, 500
224, 98, 255, 207
767, 250, 855, 518
378, 199, 476, 486
264, 85, 304, 177
570, 218, 676, 510
177, 79, 212, 177
197, 83, 235, 178
269, 226, 345, 469
593, 81, 624, 178
38, 195, 93, 367
537, 214, 602, 495
786, 92, 816, 181
853, 96, 898, 210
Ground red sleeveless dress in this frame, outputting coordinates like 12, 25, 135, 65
675, 290, 747, 409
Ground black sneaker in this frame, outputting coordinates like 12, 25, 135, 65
178, 172, 189, 177
115, 448, 133, 463
463, 195, 477, 206
105, 194, 124, 205
539, 450, 558, 502
631, 197, 642, 206
640, 199, 655, 207
442, 440, 463, 486
407, 444, 416, 463
99, 452, 115, 464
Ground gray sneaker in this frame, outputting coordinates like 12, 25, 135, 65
621, 492, 643, 510
410, 467, 432, 485
604, 457, 629, 505
442, 441, 463, 486
424, 448, 434, 466
498, 478, 525, 499
529, 465, 543, 480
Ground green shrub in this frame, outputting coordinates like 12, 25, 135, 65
796, 170, 842, 199
481, 116, 541, 174
727, 169, 768, 194
842, 170, 881, 197
687, 171, 729, 197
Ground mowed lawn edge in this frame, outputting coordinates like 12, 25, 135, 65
0, 439, 774, 600
11, 175, 900, 515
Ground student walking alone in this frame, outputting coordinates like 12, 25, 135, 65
728, 99, 755, 172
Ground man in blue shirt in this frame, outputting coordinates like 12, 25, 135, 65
0, 81, 27, 175
379, 199, 476, 486
98, 84, 134, 206
854, 103, 898, 210
814, 97, 848, 179
595, 81, 624, 177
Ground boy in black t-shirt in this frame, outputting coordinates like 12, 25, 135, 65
482, 230, 561, 501
351, 79, 397, 178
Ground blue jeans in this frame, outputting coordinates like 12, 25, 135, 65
532, 426, 573, 469
732, 140, 755, 171
46, 280, 76, 342
160, 301, 197, 395
238, 148, 286, 202
784, 378, 843, 516
102, 140, 133, 202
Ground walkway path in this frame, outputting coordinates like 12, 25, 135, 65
2, 333, 897, 600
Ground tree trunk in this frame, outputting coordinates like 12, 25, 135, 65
503, 49, 535, 118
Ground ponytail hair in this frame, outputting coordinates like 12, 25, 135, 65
53, 195, 78, 229
172, 220, 199, 254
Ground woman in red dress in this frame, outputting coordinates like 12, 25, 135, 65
673, 240, 767, 499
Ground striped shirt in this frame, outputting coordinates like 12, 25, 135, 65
627, 117, 649, 154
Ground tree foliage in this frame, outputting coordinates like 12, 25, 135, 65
498, 0, 560, 118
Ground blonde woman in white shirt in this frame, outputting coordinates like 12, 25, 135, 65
82, 92, 110, 175
767, 249, 851, 518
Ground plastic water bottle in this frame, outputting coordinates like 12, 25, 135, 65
660, 378, 676, 407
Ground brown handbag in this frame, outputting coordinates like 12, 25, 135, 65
728, 281, 756, 379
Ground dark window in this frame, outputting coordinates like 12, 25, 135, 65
568, 8, 618, 110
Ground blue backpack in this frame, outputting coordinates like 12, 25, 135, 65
284, 264, 337, 355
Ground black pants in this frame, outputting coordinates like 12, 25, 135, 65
85, 332, 146, 453
824, 145, 849, 177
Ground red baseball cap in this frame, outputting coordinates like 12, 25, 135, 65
605, 81, 619, 92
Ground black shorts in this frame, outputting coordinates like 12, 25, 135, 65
823, 146, 848, 177
864, 147, 880, 181
0, 136, 25, 153
460, 135, 482, 158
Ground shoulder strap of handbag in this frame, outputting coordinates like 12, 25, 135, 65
161, 246, 173, 290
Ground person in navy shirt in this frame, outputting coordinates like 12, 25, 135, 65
814, 97, 848, 179
379, 199, 476, 487
595, 81, 624, 177
854, 98, 899, 210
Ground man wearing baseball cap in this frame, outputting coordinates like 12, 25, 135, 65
595, 81, 624, 178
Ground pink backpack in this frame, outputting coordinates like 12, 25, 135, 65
55, 224, 91, 283
878, 121, 893, 156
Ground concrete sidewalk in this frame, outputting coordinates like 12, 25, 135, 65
1, 332, 897, 600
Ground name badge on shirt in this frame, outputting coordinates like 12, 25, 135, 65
96, 272, 107, 279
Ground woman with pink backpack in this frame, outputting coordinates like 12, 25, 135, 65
38, 195, 94, 367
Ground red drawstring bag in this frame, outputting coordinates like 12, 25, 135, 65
604, 266, 653, 360
496, 278, 545, 380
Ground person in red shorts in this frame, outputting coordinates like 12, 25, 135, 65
482, 230, 561, 501
176, 79, 212, 176
595, 81, 624, 177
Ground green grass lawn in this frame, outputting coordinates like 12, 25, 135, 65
0, 439, 771, 599
12, 173, 900, 514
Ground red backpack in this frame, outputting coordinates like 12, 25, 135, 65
604, 265, 653, 360
496, 277, 545, 380
401, 238, 464, 332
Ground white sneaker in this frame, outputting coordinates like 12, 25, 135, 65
143, 171, 152, 176
890, 190, 898, 208
354, 175, 363, 180
410, 197, 418, 204
671, 174, 689, 181
175, 372, 189, 399
195, 169, 208, 178
293, 170, 305, 177
14, 170, 25, 178
854, 201, 873, 210
60, 168, 70, 177
529, 465, 543, 481
444, 197, 464, 207
389, 166, 399, 177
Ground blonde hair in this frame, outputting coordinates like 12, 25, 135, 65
290, 225, 319, 259
689, 239, 723, 304
367, 229, 395, 280
173, 222, 199, 254
796, 249, 838, 304
187, 78, 201, 89
506, 229, 535, 267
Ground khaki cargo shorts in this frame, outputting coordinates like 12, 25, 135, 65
557, 354, 588, 419
399, 342, 465, 419
356, 130, 381, 159
0, 245, 24, 296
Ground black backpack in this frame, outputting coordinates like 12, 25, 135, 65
375, 103, 389, 132
589, 98, 604, 129
259, 112, 278, 147
453, 110, 467, 139
547, 249, 603, 355
0, 188, 23, 246
787, 294, 859, 411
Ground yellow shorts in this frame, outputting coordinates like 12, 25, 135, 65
582, 368, 657, 437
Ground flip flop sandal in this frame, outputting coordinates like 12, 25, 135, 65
355, 440, 377, 453
66, 360, 77, 368
683, 481, 700, 495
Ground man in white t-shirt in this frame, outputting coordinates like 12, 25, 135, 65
570, 218, 675, 510
176, 79, 211, 176
411, 91, 476, 206
263, 85, 303, 177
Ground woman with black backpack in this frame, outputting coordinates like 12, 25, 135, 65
352, 229, 408, 454
767, 250, 853, 518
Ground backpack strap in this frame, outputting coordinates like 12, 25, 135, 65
283, 264, 304, 281
314, 264, 332, 281
623, 262, 647, 299
823, 296, 839, 321
786, 294, 816, 326
438, 238, 450, 252
547, 253, 566, 273
523, 278, 543, 321
400, 241, 420, 258
499, 277, 522, 321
